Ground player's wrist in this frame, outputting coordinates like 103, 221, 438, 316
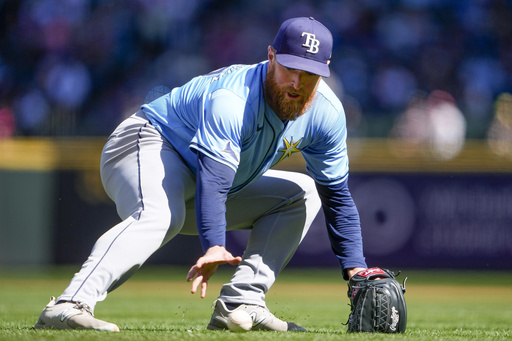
205, 245, 226, 254
346, 267, 366, 279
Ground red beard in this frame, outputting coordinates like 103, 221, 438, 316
264, 67, 315, 121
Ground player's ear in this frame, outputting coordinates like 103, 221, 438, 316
268, 46, 276, 63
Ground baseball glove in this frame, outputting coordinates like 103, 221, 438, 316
346, 267, 407, 333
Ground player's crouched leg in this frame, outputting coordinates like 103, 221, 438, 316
214, 171, 321, 332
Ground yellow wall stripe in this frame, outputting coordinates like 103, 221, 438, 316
1, 138, 511, 173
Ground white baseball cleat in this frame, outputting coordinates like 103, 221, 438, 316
34, 297, 120, 332
207, 299, 306, 332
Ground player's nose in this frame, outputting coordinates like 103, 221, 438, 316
290, 72, 302, 90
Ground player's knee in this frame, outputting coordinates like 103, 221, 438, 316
303, 177, 321, 213
286, 173, 321, 218
283, 173, 321, 216
294, 173, 320, 201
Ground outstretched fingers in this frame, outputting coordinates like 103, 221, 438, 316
186, 246, 242, 298
187, 265, 215, 298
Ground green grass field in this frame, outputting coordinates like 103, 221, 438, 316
1, 266, 511, 340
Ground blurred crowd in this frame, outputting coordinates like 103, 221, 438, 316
0, 0, 511, 158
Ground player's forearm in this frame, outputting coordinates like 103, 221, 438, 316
195, 152, 236, 251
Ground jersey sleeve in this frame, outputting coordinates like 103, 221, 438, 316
190, 89, 246, 172
316, 179, 367, 280
195, 152, 236, 251
301, 106, 350, 185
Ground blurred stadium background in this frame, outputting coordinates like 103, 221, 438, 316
0, 0, 511, 271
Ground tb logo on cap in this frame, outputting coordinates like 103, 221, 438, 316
302, 32, 320, 54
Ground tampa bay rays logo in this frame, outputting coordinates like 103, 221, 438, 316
302, 32, 320, 54
278, 137, 302, 163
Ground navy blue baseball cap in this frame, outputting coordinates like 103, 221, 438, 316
272, 17, 332, 77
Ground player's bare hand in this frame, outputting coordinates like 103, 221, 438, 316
186, 245, 242, 298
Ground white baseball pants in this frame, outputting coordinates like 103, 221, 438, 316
58, 111, 321, 310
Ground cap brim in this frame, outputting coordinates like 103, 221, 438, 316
276, 54, 330, 78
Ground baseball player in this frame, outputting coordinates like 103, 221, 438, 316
35, 17, 367, 332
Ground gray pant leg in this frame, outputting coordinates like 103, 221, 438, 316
58, 112, 195, 310
217, 170, 322, 306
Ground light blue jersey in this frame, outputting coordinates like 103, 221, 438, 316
141, 61, 349, 193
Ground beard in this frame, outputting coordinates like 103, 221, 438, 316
264, 67, 316, 121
